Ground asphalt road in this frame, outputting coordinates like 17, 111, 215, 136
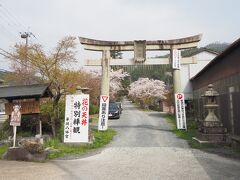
0, 100, 240, 180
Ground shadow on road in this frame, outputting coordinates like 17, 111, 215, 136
146, 112, 168, 118
122, 106, 138, 110
109, 124, 172, 132
191, 149, 240, 180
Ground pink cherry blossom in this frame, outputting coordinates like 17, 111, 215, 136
110, 69, 129, 99
88, 69, 129, 100
129, 78, 167, 108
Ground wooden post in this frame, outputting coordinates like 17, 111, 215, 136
12, 126, 17, 147
39, 116, 42, 137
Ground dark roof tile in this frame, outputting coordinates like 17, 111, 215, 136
0, 84, 52, 100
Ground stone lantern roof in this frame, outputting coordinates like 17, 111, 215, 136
76, 86, 90, 94
202, 84, 219, 97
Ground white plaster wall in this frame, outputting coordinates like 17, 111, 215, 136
0, 99, 6, 114
180, 51, 217, 99
189, 52, 216, 78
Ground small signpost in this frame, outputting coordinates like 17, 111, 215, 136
10, 105, 21, 147
98, 95, 109, 131
64, 94, 89, 143
172, 49, 181, 70
175, 93, 187, 130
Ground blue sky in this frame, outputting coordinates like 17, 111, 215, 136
0, 0, 240, 70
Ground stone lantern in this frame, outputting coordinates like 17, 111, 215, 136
75, 86, 90, 95
202, 84, 220, 124
195, 84, 227, 143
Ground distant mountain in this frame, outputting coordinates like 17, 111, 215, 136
0, 69, 9, 80
154, 42, 230, 58
204, 42, 229, 53
181, 42, 229, 57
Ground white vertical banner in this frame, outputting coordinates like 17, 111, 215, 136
175, 93, 187, 130
64, 94, 89, 143
98, 95, 109, 131
172, 49, 181, 69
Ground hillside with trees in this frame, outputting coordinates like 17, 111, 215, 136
204, 42, 229, 53
0, 70, 9, 82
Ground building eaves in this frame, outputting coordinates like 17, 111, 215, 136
0, 83, 52, 100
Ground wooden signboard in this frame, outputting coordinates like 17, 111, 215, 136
5, 101, 40, 115
10, 105, 21, 126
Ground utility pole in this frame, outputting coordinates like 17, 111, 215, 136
19, 32, 31, 81
20, 31, 42, 136
20, 31, 36, 48
20, 32, 33, 47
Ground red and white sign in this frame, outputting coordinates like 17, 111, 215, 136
64, 94, 89, 143
176, 93, 183, 99
102, 96, 108, 102
172, 49, 181, 69
175, 93, 187, 129
98, 95, 109, 131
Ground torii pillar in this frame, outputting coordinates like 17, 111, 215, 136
171, 48, 182, 94
101, 50, 111, 96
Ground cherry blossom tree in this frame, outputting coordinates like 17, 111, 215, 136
88, 68, 129, 100
110, 69, 129, 100
129, 78, 167, 109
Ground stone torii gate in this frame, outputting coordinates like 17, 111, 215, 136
79, 34, 202, 129
79, 34, 202, 96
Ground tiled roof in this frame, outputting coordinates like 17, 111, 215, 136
0, 84, 52, 100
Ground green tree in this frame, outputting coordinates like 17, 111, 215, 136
110, 50, 123, 59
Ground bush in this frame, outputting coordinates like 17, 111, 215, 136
44, 137, 60, 148
40, 100, 66, 137
0, 116, 36, 139
57, 118, 65, 142
0, 144, 8, 158
89, 104, 99, 115
18, 115, 38, 133
40, 101, 53, 117
1, 119, 11, 139
0, 129, 9, 140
